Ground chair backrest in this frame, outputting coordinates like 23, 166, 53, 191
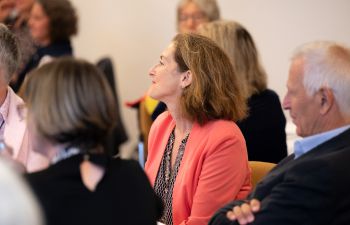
249, 161, 276, 189
96, 57, 128, 156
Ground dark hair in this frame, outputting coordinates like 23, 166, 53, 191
37, 0, 78, 43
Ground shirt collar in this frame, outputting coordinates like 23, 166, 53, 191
294, 125, 350, 159
0, 89, 10, 123
51, 147, 80, 164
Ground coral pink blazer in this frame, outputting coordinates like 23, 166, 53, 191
145, 112, 251, 225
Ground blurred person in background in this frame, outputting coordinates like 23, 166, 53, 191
11, 0, 77, 92
22, 57, 161, 225
145, 33, 251, 225
198, 20, 287, 163
0, 158, 43, 225
177, 0, 220, 33
0, 0, 15, 22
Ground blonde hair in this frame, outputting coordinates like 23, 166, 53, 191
20, 57, 117, 152
173, 33, 247, 125
198, 20, 267, 97
292, 41, 350, 117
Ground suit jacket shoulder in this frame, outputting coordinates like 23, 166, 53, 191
210, 128, 350, 225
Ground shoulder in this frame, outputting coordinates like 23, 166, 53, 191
192, 120, 246, 152
152, 111, 172, 127
149, 111, 174, 137
109, 157, 151, 184
7, 87, 24, 105
200, 119, 242, 139
110, 157, 143, 174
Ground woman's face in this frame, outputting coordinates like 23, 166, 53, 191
178, 2, 208, 33
28, 2, 50, 45
148, 43, 188, 105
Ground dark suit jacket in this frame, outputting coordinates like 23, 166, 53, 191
26, 154, 161, 225
210, 128, 350, 225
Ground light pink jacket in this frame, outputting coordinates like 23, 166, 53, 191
145, 112, 252, 225
4, 87, 48, 172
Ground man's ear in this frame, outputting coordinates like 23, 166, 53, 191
181, 70, 192, 88
318, 87, 334, 115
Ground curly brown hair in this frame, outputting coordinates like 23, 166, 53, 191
37, 0, 78, 43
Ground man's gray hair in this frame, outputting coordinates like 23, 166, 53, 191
0, 24, 21, 83
292, 41, 350, 116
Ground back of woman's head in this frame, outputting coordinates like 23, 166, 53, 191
20, 57, 117, 152
37, 0, 77, 43
173, 33, 247, 124
198, 20, 267, 97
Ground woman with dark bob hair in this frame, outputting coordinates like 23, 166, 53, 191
22, 57, 160, 225
11, 0, 78, 92
145, 33, 252, 225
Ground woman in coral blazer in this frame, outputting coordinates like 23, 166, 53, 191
145, 33, 252, 225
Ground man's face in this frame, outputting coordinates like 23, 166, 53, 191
283, 58, 323, 137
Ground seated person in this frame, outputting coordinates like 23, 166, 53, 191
22, 57, 161, 225
145, 33, 251, 225
198, 20, 287, 163
11, 0, 77, 92
209, 41, 350, 225
127, 0, 221, 159
0, 23, 47, 172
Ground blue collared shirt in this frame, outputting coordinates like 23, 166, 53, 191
294, 125, 350, 159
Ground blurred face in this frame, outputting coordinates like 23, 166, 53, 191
178, 2, 208, 33
15, 0, 34, 13
283, 58, 322, 137
28, 2, 50, 45
0, 0, 15, 21
148, 43, 186, 105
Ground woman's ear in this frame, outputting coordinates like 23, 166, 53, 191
181, 70, 192, 88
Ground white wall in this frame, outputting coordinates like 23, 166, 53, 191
70, 0, 350, 157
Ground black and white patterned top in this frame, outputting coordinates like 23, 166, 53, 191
154, 129, 190, 225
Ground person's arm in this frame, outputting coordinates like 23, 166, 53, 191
209, 197, 257, 225
212, 159, 333, 225
179, 134, 250, 225
225, 199, 261, 225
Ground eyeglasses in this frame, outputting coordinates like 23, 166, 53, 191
179, 13, 206, 22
